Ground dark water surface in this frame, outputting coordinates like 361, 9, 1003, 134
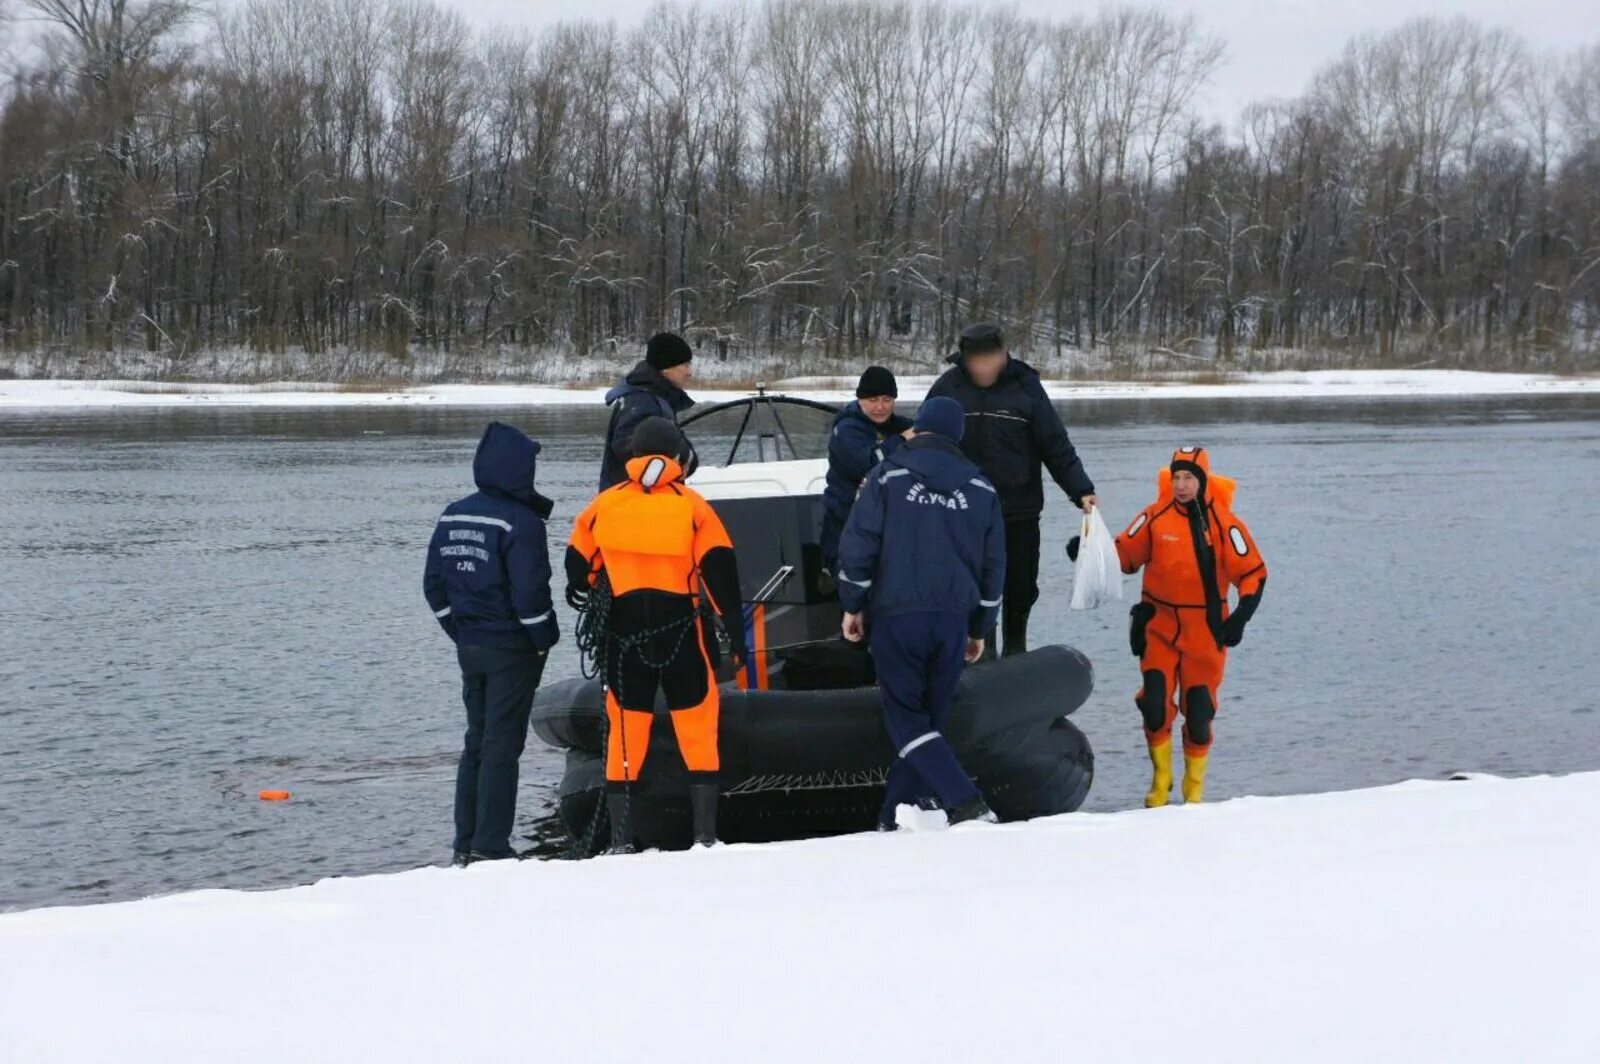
3, 394, 1598, 911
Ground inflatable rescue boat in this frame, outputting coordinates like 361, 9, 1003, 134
531, 392, 1095, 853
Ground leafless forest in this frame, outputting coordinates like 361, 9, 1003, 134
2, 0, 1598, 379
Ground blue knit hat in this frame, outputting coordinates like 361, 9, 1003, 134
913, 396, 965, 442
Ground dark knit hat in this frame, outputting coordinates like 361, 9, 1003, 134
631, 416, 685, 460
914, 396, 966, 443
958, 322, 1005, 356
646, 332, 693, 371
855, 365, 898, 399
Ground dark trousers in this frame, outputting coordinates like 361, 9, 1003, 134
871, 611, 981, 824
454, 642, 546, 856
1001, 517, 1041, 656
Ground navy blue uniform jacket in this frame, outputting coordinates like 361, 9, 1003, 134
837, 435, 1006, 639
599, 361, 696, 490
424, 422, 560, 652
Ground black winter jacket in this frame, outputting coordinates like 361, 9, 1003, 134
923, 355, 1094, 520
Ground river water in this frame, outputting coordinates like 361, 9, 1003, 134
3, 394, 1598, 911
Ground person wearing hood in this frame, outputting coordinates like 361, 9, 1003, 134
599, 332, 699, 491
925, 322, 1097, 656
1090, 446, 1267, 807
820, 365, 914, 573
423, 422, 560, 865
837, 396, 1006, 830
566, 417, 748, 851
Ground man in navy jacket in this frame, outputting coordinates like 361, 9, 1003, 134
837, 396, 1005, 829
424, 422, 560, 864
599, 332, 699, 491
821, 365, 913, 573
925, 322, 1097, 655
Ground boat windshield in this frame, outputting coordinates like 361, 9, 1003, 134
680, 392, 838, 466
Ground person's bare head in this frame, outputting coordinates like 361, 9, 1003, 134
957, 322, 1007, 389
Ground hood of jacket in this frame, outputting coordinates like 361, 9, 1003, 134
473, 421, 554, 517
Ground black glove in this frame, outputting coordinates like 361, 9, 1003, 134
1129, 601, 1155, 657
565, 584, 589, 611
1218, 588, 1263, 648
1066, 535, 1080, 562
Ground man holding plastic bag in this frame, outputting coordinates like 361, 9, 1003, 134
925, 323, 1097, 655
1077, 446, 1266, 808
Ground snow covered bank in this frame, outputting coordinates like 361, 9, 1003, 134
0, 369, 1595, 410
3, 773, 1596, 1062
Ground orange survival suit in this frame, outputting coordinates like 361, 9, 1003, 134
1114, 446, 1266, 806
565, 419, 746, 851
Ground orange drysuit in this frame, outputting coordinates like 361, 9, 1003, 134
1114, 447, 1266, 765
566, 454, 746, 787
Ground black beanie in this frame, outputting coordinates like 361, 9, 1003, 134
855, 365, 897, 399
646, 332, 693, 371
958, 322, 1005, 355
631, 416, 685, 460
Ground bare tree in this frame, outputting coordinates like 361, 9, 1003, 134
1, 0, 1595, 373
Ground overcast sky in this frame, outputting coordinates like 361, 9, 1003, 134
446, 0, 1591, 122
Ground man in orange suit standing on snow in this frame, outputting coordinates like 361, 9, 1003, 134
1079, 446, 1266, 807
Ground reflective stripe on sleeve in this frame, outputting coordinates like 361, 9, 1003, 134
439, 514, 512, 532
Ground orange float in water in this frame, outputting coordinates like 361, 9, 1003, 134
258, 790, 292, 801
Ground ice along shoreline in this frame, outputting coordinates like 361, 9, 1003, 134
1, 368, 1597, 411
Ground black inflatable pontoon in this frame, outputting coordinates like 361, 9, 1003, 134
532, 644, 1095, 854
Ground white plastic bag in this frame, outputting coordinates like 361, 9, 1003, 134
1068, 505, 1123, 611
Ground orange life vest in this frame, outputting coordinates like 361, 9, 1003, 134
568, 454, 733, 599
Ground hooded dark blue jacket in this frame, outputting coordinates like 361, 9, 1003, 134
837, 434, 1006, 638
424, 422, 560, 652
599, 361, 697, 491
924, 354, 1094, 520
821, 401, 913, 567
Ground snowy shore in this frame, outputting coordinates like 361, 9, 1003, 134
2, 772, 1596, 1062
1, 369, 1596, 410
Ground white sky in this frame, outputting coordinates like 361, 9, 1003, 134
445, 0, 1593, 122
3, 0, 1589, 121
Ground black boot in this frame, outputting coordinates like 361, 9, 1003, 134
1001, 609, 1029, 657
451, 851, 473, 868
689, 783, 719, 847
947, 797, 999, 826
606, 792, 635, 855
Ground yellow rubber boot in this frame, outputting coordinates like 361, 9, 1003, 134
1182, 750, 1209, 804
1144, 740, 1173, 808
